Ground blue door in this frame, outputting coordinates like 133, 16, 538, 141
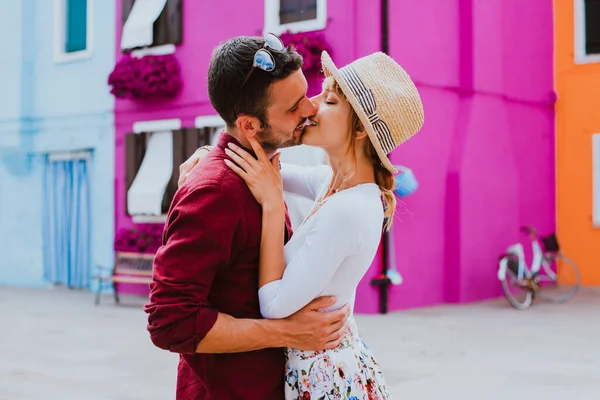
42, 153, 91, 288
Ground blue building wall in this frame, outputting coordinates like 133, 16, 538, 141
0, 0, 116, 287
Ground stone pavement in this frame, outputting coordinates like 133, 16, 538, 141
1, 286, 599, 400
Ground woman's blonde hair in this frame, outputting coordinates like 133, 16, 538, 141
323, 76, 396, 230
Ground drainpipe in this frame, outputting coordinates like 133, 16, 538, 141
381, 0, 389, 54
370, 0, 392, 314
444, 0, 474, 303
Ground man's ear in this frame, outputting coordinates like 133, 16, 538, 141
235, 115, 261, 140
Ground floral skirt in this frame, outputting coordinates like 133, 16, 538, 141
284, 317, 390, 400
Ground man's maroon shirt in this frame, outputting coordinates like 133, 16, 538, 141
144, 134, 293, 399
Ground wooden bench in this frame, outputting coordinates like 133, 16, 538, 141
95, 252, 154, 305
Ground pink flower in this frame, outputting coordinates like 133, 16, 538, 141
300, 375, 310, 390
279, 30, 331, 74
108, 54, 182, 100
114, 224, 164, 254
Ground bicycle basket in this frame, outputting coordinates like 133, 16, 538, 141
541, 233, 560, 252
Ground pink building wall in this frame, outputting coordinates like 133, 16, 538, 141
115, 0, 381, 232
353, 0, 555, 312
114, 0, 555, 311
114, 0, 382, 295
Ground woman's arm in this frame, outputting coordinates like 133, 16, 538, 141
281, 163, 331, 201
258, 200, 360, 319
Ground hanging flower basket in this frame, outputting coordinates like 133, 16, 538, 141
280, 30, 332, 75
108, 53, 182, 100
114, 224, 164, 255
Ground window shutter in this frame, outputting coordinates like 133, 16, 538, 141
164, 128, 199, 212
153, 0, 183, 47
65, 0, 87, 53
125, 132, 147, 215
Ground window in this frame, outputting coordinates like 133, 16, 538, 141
280, 0, 318, 24
121, 0, 182, 54
575, 0, 600, 63
126, 118, 222, 222
264, 0, 327, 35
585, 0, 600, 54
54, 0, 92, 62
593, 134, 600, 228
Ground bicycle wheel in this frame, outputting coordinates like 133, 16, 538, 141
499, 255, 533, 310
536, 253, 580, 303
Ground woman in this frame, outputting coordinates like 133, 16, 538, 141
223, 51, 424, 399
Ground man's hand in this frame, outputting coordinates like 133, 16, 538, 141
281, 296, 351, 351
177, 147, 212, 189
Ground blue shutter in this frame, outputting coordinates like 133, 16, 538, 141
65, 0, 87, 53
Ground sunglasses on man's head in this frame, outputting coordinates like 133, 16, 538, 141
239, 33, 285, 91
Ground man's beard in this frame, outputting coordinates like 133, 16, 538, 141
256, 122, 303, 153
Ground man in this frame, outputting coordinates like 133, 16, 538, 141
144, 35, 349, 400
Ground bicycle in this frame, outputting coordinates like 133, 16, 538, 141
497, 226, 580, 310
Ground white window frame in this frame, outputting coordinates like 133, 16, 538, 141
131, 44, 176, 58
264, 0, 327, 35
53, 0, 94, 63
48, 150, 91, 162
133, 118, 181, 134
194, 115, 225, 129
129, 118, 181, 224
593, 134, 600, 228
575, 0, 600, 64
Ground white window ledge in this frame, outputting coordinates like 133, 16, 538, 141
195, 115, 225, 129
131, 44, 176, 58
54, 49, 93, 64
133, 118, 181, 134
575, 54, 600, 64
132, 214, 168, 224
48, 151, 91, 162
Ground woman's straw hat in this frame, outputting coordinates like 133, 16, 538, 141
321, 51, 424, 174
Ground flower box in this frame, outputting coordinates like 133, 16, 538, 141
280, 30, 332, 75
108, 54, 182, 101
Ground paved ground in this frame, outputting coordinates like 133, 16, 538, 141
1, 286, 599, 400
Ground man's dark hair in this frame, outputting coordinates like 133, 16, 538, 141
208, 36, 304, 128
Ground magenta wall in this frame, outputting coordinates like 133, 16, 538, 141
115, 2, 264, 233
114, 0, 382, 295
115, 0, 382, 231
114, 0, 554, 310
352, 0, 555, 313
